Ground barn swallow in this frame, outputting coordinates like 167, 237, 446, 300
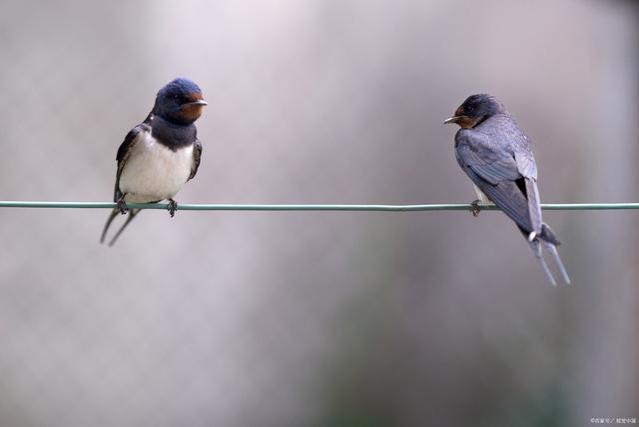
100, 78, 206, 246
445, 94, 570, 285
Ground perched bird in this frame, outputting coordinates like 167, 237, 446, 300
445, 94, 570, 285
100, 78, 207, 246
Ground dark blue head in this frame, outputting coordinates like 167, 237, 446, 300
444, 94, 506, 128
154, 78, 207, 125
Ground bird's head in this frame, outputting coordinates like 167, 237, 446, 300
153, 78, 207, 125
444, 94, 505, 128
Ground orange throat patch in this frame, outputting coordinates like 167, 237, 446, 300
456, 115, 481, 129
180, 104, 204, 121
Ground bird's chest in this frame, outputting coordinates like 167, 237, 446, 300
119, 134, 193, 202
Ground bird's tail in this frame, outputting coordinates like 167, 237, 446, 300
542, 240, 571, 285
100, 209, 140, 247
525, 223, 571, 285
528, 238, 557, 286
539, 223, 561, 246
100, 208, 119, 244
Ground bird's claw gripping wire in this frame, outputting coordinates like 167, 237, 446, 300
470, 199, 482, 217
167, 199, 178, 217
116, 198, 129, 215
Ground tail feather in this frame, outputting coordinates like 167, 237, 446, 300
522, 223, 570, 285
100, 208, 140, 246
100, 208, 120, 244
543, 241, 571, 284
528, 239, 557, 286
539, 223, 561, 246
107, 209, 140, 246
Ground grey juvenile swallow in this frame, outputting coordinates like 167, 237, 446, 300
445, 94, 570, 285
100, 78, 207, 246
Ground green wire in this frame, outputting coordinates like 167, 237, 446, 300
1, 201, 639, 211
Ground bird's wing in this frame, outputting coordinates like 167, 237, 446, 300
462, 165, 535, 233
455, 132, 535, 233
455, 135, 520, 185
522, 176, 542, 234
514, 149, 537, 179
515, 143, 542, 234
188, 139, 202, 181
113, 124, 149, 202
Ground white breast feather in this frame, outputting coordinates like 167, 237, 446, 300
118, 132, 194, 203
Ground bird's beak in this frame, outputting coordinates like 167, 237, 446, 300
188, 100, 208, 106
444, 116, 460, 124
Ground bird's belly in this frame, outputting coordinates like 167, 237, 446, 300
119, 136, 193, 203
473, 184, 489, 203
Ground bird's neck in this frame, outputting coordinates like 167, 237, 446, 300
150, 116, 197, 151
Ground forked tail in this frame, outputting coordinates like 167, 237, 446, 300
100, 209, 140, 246
526, 222, 571, 285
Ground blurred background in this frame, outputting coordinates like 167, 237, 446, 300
0, 0, 637, 426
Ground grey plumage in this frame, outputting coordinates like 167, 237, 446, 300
448, 94, 570, 285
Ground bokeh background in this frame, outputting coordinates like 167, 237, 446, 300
0, 1, 637, 426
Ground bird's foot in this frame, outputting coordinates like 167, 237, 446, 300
167, 199, 178, 218
117, 199, 129, 215
470, 199, 482, 217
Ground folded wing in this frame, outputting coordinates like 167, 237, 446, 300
455, 132, 541, 235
